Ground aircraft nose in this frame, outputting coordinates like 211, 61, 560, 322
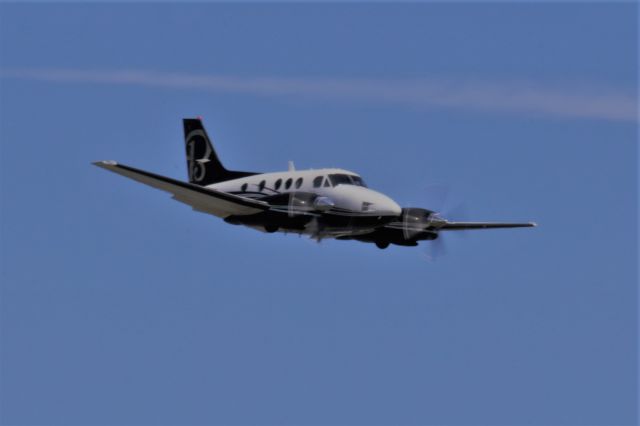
334, 185, 402, 217
380, 198, 402, 216
369, 191, 402, 216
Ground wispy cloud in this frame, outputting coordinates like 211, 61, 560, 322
2, 68, 637, 122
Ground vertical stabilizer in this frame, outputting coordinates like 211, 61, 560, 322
183, 118, 256, 185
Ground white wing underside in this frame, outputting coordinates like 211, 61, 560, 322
93, 161, 267, 218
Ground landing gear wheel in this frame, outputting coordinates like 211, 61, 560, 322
375, 241, 390, 249
265, 225, 279, 233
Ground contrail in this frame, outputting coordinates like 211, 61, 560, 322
1, 68, 637, 122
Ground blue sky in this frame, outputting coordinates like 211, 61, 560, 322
0, 3, 637, 425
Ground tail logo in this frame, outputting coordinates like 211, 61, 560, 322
186, 129, 212, 183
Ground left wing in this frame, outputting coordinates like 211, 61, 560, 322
93, 161, 268, 218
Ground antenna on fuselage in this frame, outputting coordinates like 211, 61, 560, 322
288, 161, 295, 171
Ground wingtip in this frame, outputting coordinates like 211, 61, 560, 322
92, 160, 118, 167
530, 222, 538, 227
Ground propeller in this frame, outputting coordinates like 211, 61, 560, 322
423, 233, 447, 261
401, 184, 469, 260
287, 192, 296, 218
305, 215, 324, 243
402, 184, 455, 239
286, 192, 331, 241
287, 192, 315, 217
402, 208, 439, 240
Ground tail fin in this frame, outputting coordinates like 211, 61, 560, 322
183, 118, 256, 185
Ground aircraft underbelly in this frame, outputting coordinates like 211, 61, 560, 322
226, 208, 394, 239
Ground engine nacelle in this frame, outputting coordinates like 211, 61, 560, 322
313, 196, 335, 211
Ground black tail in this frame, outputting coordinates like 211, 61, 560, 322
183, 118, 257, 185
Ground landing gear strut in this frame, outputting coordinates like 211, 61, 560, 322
375, 241, 390, 249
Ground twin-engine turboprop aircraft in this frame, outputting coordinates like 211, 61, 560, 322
94, 118, 535, 249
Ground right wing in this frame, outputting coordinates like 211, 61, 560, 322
93, 161, 268, 218
440, 221, 537, 231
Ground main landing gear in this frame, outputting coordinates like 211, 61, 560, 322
264, 224, 279, 233
375, 241, 390, 249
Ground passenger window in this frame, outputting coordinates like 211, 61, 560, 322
274, 179, 282, 190
285, 178, 293, 189
258, 180, 266, 191
241, 183, 248, 192
313, 176, 323, 188
295, 178, 303, 189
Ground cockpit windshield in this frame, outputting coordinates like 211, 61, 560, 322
329, 174, 367, 187
350, 175, 367, 187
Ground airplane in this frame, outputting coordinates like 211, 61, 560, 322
94, 118, 536, 250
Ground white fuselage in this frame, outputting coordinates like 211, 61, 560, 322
209, 168, 402, 218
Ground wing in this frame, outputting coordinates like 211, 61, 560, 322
440, 221, 537, 230
93, 160, 268, 218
